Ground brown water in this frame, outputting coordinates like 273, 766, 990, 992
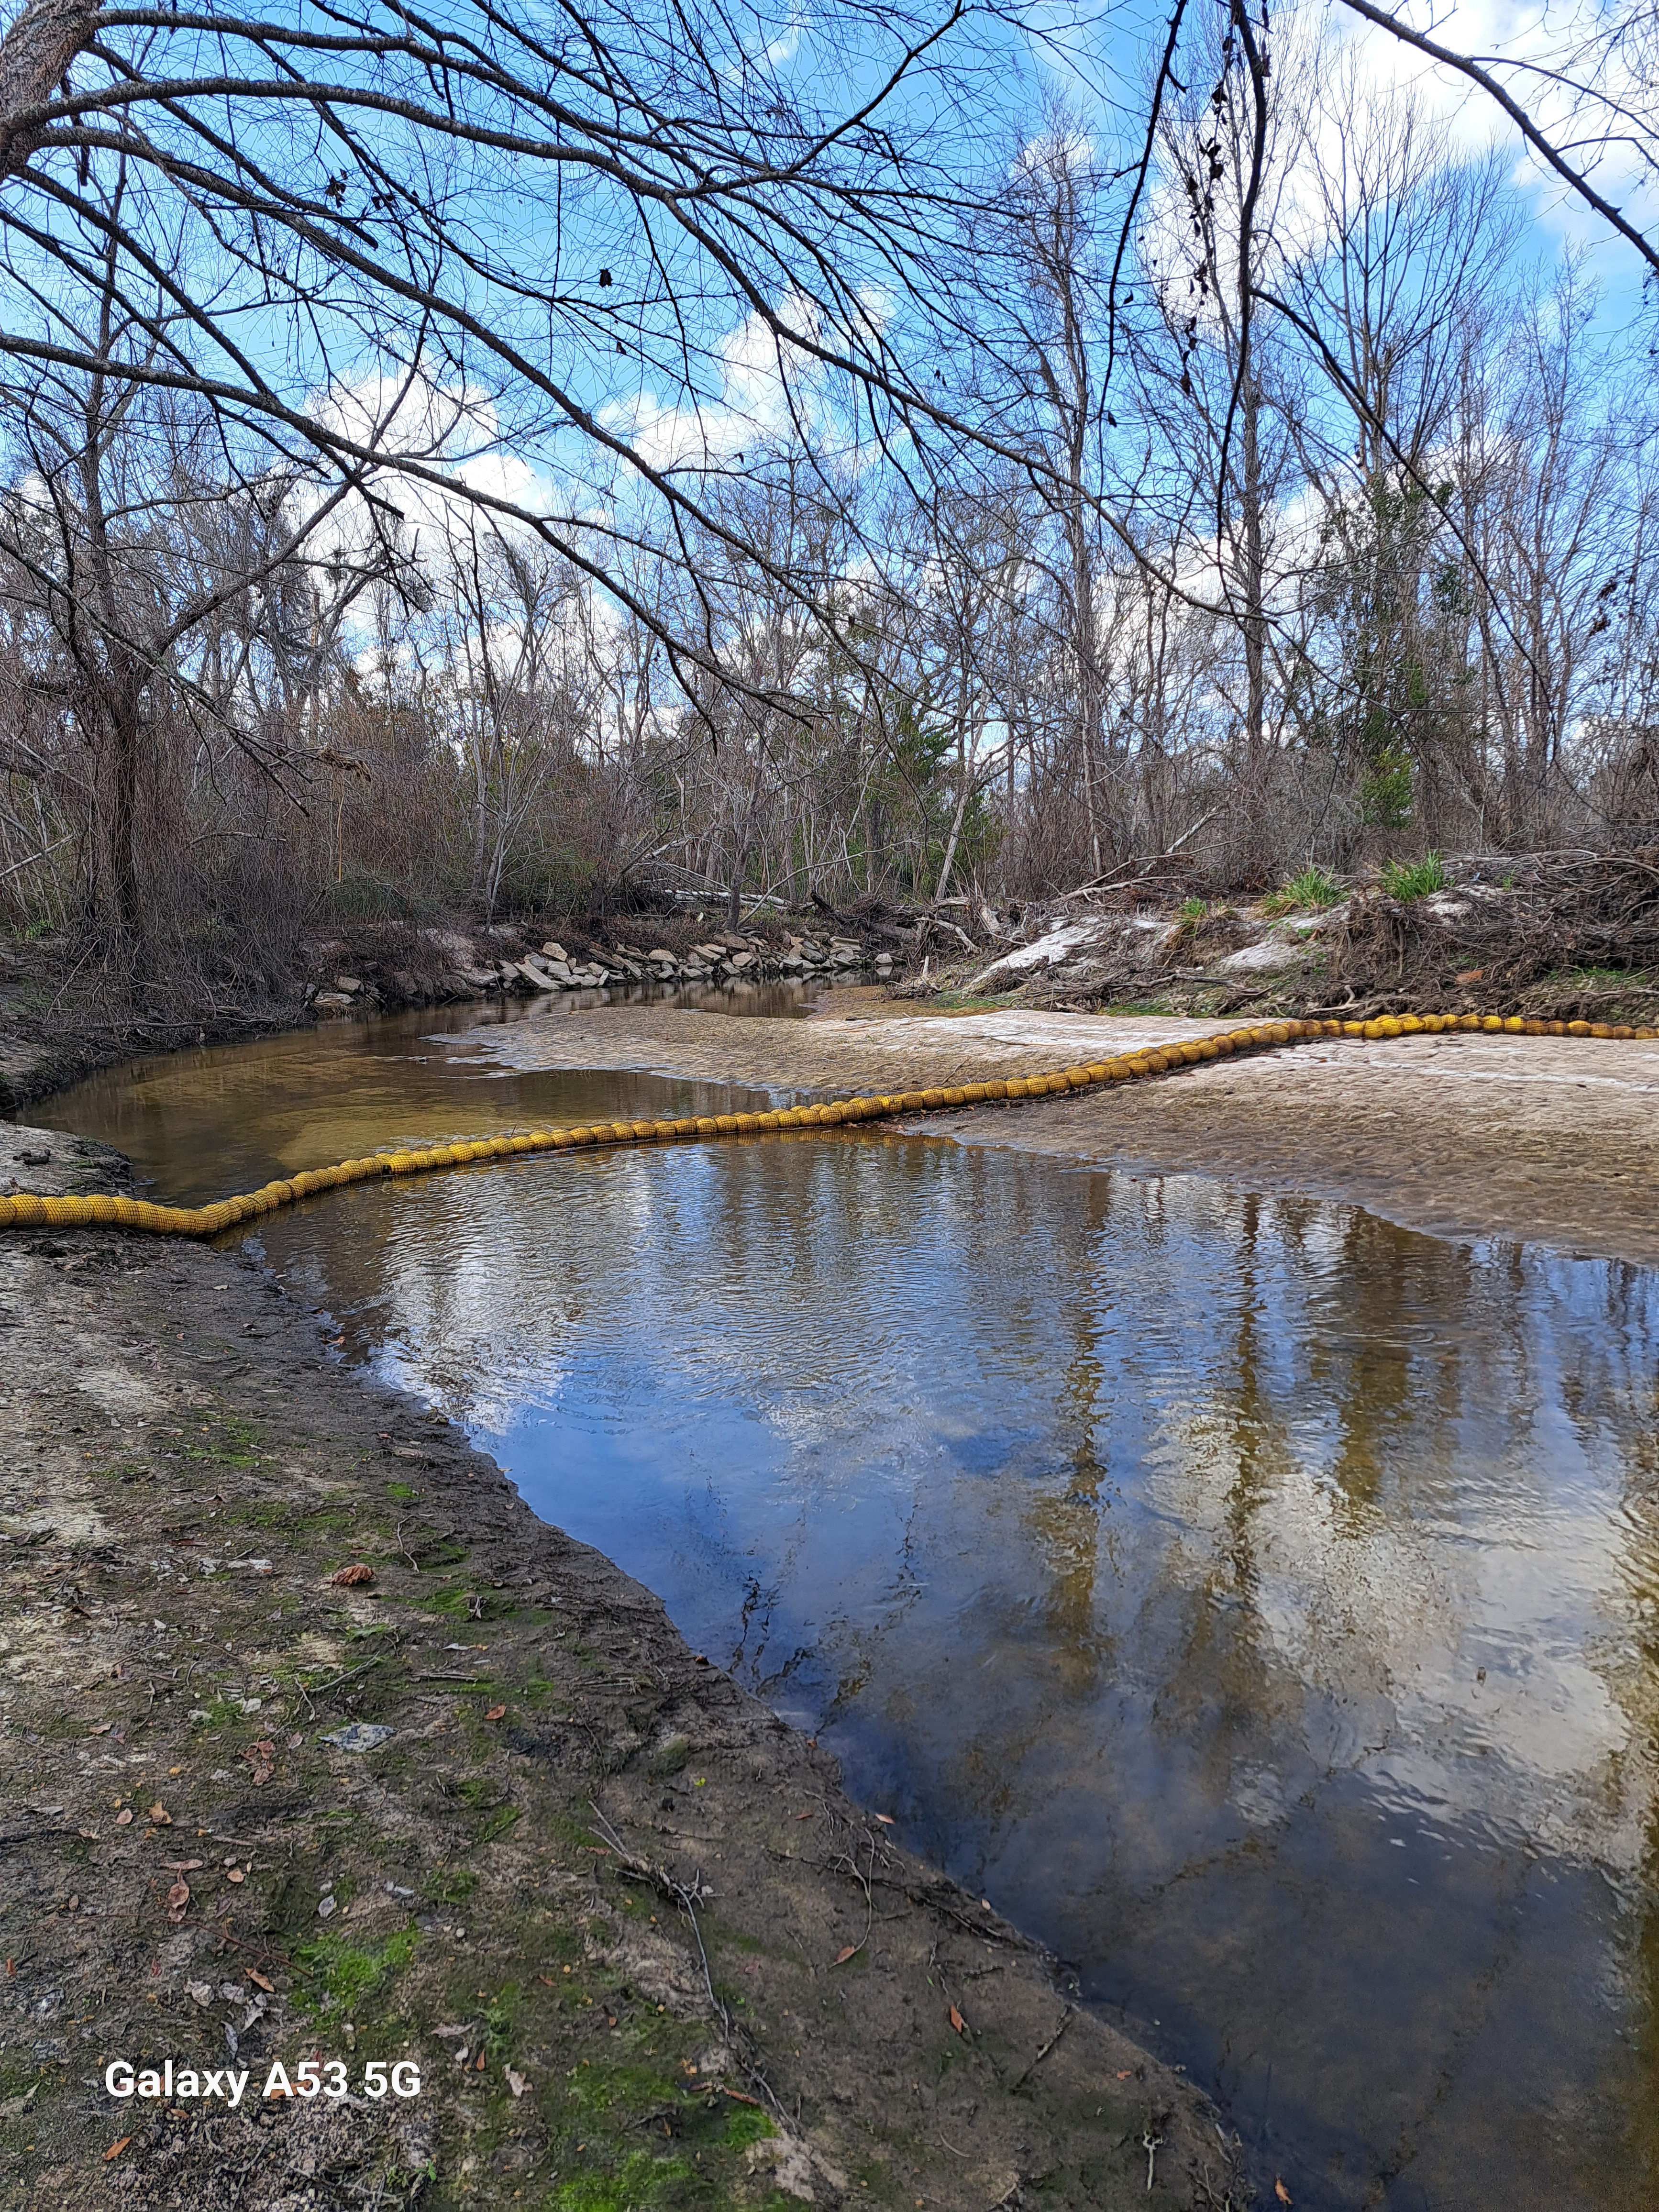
43, 1000, 790, 1205
39, 1013, 1659, 2211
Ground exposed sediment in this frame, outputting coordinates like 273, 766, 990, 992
450, 1001, 1659, 1265
0, 1122, 1237, 2212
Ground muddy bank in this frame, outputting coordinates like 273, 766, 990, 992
446, 1000, 1659, 1265
0, 904, 904, 1122
0, 1132, 1236, 2212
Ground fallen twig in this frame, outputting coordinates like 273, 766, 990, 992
586, 1802, 789, 2127
301, 1654, 384, 1701
1011, 2003, 1073, 2091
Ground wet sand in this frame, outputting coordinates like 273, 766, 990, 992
459, 998, 1659, 1264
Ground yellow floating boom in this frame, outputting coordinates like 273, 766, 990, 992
3, 1011, 1651, 1239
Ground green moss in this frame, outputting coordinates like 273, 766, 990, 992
386, 1482, 418, 1502
424, 1581, 487, 1620
547, 2151, 696, 2211
921, 989, 1019, 1012
721, 2105, 775, 2147
471, 1804, 525, 1848
291, 1926, 418, 2019
188, 1694, 247, 1733
1570, 963, 1642, 987
414, 1537, 470, 1568
233, 1496, 359, 1534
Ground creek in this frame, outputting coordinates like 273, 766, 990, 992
42, 1004, 1659, 2211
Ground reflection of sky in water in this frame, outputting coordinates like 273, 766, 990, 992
164, 1126, 1659, 2207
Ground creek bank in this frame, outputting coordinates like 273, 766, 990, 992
305, 919, 893, 1015
896, 849, 1659, 1030
0, 905, 908, 1121
0, 1130, 1238, 2212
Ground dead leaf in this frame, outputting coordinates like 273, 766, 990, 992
115, 1809, 133, 1827
948, 2004, 966, 2035
505, 2067, 527, 2098
78, 1828, 99, 1841
166, 1879, 191, 1921
485, 1704, 506, 1721
330, 1563, 375, 1586
227, 1869, 245, 1884
248, 1970, 274, 1992
874, 1813, 894, 1825
833, 1946, 858, 1966
251, 1765, 273, 1787
104, 2137, 131, 2162
1115, 2069, 1133, 2080
1275, 2182, 1293, 2207
163, 1859, 204, 1872
250, 1740, 275, 1761
474, 2050, 486, 2071
147, 1803, 171, 1825
89, 1721, 112, 1736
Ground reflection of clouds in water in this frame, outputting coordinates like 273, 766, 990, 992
334, 1139, 1655, 1864
1153, 1394, 1639, 1866
255, 1127, 1659, 2211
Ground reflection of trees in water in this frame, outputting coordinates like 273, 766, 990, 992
263, 1125, 1659, 2197
1591, 1282, 1659, 2197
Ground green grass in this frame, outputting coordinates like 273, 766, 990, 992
1380, 852, 1448, 901
1261, 865, 1342, 917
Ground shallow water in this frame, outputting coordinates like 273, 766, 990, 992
43, 1000, 790, 1206
40, 1015, 1659, 2211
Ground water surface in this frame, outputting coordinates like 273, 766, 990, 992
39, 1019, 1659, 2212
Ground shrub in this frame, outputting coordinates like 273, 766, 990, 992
1360, 749, 1415, 828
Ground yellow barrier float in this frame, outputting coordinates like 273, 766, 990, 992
2, 1011, 1652, 1240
